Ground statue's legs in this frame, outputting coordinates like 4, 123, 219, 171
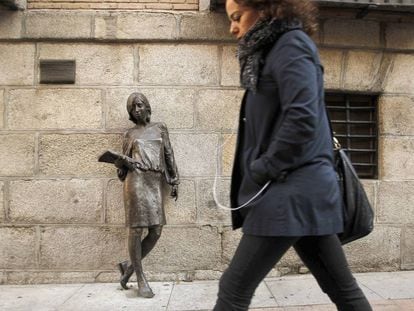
120, 226, 163, 291
142, 226, 163, 257
122, 226, 163, 297
128, 228, 153, 298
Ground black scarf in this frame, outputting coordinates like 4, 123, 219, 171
238, 18, 303, 92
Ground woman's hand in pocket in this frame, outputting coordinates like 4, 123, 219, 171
249, 159, 269, 185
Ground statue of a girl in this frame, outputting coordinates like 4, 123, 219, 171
105, 92, 179, 298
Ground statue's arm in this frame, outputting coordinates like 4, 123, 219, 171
160, 124, 179, 200
116, 133, 130, 182
161, 123, 179, 186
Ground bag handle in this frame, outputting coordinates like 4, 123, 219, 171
323, 103, 342, 150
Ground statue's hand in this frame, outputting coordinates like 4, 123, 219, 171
117, 168, 127, 182
133, 161, 149, 171
170, 184, 178, 201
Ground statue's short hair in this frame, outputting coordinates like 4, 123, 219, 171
126, 92, 151, 123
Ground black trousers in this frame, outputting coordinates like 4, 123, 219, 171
213, 234, 372, 311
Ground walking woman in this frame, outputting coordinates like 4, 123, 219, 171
214, 0, 372, 310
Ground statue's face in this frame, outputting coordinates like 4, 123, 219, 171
132, 98, 148, 123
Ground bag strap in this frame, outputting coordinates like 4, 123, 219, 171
324, 103, 341, 150
317, 64, 341, 150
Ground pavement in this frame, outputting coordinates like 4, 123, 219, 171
1, 271, 414, 311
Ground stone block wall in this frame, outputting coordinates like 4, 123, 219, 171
27, 0, 198, 10
0, 9, 414, 284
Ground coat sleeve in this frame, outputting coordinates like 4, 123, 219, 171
250, 31, 320, 184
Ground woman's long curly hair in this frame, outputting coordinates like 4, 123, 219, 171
235, 0, 318, 35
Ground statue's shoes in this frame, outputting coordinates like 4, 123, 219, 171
118, 261, 132, 290
117, 261, 128, 275
138, 286, 155, 298
120, 275, 130, 290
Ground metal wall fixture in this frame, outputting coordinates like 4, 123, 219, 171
326, 93, 379, 179
39, 60, 76, 84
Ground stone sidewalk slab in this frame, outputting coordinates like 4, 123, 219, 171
266, 275, 331, 306
168, 280, 277, 310
60, 282, 173, 311
0, 284, 82, 311
250, 299, 414, 310
355, 271, 414, 300
265, 274, 383, 307
0, 271, 413, 310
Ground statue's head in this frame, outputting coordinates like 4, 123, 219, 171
126, 92, 151, 124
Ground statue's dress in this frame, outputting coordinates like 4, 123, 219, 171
120, 123, 178, 228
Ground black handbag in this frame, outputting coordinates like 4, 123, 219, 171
326, 111, 375, 245
334, 140, 375, 244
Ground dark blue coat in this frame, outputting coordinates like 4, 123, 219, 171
230, 29, 344, 236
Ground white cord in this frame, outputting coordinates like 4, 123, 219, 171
212, 118, 271, 211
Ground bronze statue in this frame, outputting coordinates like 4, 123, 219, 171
99, 92, 179, 298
